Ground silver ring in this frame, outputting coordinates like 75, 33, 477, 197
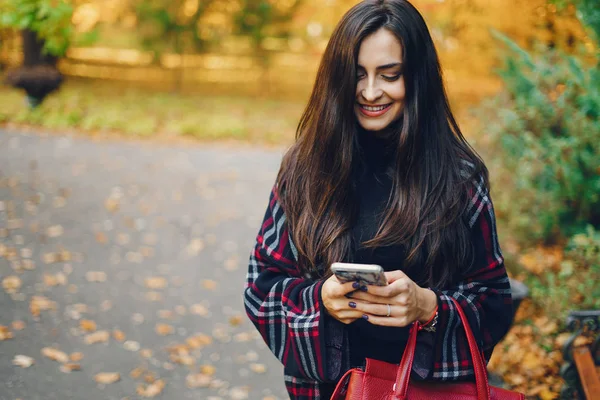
386, 304, 391, 317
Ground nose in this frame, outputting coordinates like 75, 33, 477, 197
360, 77, 382, 102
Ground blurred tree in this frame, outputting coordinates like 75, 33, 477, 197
233, 0, 304, 92
554, 0, 600, 50
134, 0, 216, 56
477, 0, 599, 245
234, 0, 303, 47
132, 0, 217, 91
0, 0, 74, 107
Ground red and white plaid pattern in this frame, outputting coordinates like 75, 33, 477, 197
244, 174, 513, 399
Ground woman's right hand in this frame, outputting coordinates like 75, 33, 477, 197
321, 275, 366, 324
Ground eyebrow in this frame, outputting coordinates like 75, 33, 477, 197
357, 62, 403, 71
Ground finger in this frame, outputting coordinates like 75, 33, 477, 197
362, 314, 413, 327
384, 270, 408, 283
349, 300, 390, 317
348, 291, 392, 304
367, 277, 413, 298
327, 276, 359, 297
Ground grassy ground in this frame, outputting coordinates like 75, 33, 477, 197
0, 78, 305, 146
0, 76, 490, 147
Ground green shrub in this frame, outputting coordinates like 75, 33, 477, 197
528, 226, 600, 319
478, 34, 600, 245
0, 0, 73, 57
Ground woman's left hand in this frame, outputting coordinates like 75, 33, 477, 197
348, 270, 438, 327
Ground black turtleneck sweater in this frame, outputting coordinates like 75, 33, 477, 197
347, 132, 427, 367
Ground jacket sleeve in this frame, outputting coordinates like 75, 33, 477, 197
244, 184, 345, 382
430, 174, 513, 381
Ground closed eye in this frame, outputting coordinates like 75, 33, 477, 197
382, 73, 402, 81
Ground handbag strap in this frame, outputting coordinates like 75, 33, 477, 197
393, 296, 491, 400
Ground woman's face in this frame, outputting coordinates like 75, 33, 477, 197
354, 28, 405, 133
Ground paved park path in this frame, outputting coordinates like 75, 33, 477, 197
0, 129, 290, 400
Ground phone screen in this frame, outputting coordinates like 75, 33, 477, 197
332, 268, 387, 286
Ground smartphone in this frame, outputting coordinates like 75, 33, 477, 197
330, 262, 388, 286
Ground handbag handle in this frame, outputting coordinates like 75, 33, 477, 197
393, 297, 491, 400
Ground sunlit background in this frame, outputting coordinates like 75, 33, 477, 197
0, 1, 599, 399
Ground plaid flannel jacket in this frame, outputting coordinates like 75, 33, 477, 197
244, 174, 513, 399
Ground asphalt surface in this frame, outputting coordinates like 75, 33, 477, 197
0, 129, 290, 400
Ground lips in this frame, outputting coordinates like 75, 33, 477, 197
357, 103, 392, 117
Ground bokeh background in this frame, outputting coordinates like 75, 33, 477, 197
0, 0, 598, 399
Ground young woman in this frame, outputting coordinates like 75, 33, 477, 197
244, 1, 513, 399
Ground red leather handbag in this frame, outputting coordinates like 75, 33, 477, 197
331, 297, 524, 400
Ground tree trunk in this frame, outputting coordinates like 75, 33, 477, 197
5, 29, 63, 108
22, 28, 57, 67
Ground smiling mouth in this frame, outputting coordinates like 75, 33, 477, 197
357, 103, 393, 117
359, 104, 392, 111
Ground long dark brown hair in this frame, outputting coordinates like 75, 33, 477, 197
277, 0, 488, 288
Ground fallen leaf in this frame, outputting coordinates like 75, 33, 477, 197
113, 329, 126, 342
13, 355, 34, 368
132, 313, 145, 324
229, 315, 244, 327
144, 372, 156, 383
85, 271, 107, 283
30, 296, 56, 317
123, 340, 140, 352
95, 372, 120, 384
539, 388, 558, 400
140, 349, 153, 359
2, 275, 21, 294
47, 225, 64, 238
186, 239, 204, 256
20, 248, 32, 258
229, 386, 249, 400
58, 249, 71, 262
130, 366, 146, 379
84, 330, 109, 344
200, 364, 216, 376
22, 259, 35, 270
44, 273, 67, 287
60, 363, 81, 373
104, 198, 120, 213
186, 333, 212, 349
0, 326, 13, 340
11, 320, 25, 331
186, 373, 212, 388
145, 291, 162, 302
145, 277, 167, 289
201, 280, 217, 290
140, 246, 154, 258
190, 304, 209, 316
126, 252, 143, 263
137, 379, 165, 398
224, 256, 239, 271
249, 363, 267, 374
157, 310, 173, 319
155, 323, 174, 336
169, 352, 195, 366
95, 232, 108, 244
41, 347, 69, 363
234, 332, 251, 342
42, 252, 58, 264
80, 320, 97, 332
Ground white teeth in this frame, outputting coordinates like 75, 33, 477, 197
361, 104, 389, 111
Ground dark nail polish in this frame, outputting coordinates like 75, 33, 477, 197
362, 314, 369, 320
352, 282, 360, 289
360, 285, 368, 292
349, 301, 356, 308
